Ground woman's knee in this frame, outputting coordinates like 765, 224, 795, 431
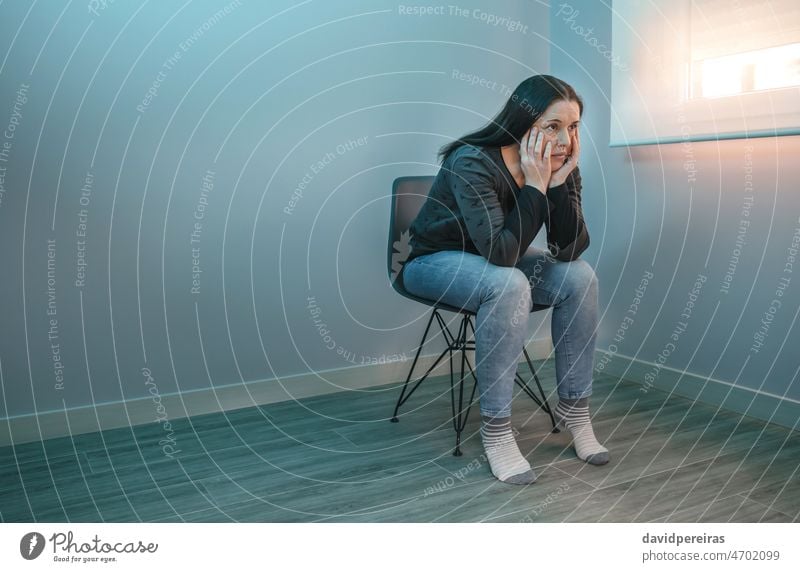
483, 266, 531, 301
563, 259, 598, 294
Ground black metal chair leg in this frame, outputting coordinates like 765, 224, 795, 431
450, 314, 478, 456
450, 316, 466, 456
392, 308, 466, 422
392, 306, 555, 450
391, 309, 437, 422
521, 347, 559, 432
392, 345, 451, 420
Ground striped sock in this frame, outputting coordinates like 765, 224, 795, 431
480, 415, 537, 485
554, 397, 609, 465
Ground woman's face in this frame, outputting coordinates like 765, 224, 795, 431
532, 99, 581, 168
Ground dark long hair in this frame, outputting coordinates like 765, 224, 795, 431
438, 74, 584, 163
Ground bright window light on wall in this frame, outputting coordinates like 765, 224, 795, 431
611, 0, 800, 146
694, 43, 800, 99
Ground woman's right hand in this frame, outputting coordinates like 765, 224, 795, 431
519, 126, 552, 194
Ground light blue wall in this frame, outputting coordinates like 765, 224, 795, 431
549, 1, 800, 401
0, 1, 550, 417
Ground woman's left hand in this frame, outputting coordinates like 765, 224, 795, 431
549, 128, 580, 188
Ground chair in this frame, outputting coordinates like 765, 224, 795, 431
387, 175, 558, 457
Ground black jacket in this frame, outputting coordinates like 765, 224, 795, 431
407, 144, 590, 267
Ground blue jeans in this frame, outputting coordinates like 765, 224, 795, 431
402, 247, 599, 417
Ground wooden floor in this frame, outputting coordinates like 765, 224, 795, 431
1, 359, 798, 522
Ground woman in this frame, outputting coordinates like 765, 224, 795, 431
401, 75, 609, 485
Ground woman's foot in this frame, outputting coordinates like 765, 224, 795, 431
480, 415, 537, 484
554, 397, 609, 465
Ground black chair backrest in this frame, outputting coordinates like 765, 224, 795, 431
387, 176, 435, 295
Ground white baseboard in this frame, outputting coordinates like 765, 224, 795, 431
6, 341, 797, 448
596, 350, 800, 432
0, 337, 555, 447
